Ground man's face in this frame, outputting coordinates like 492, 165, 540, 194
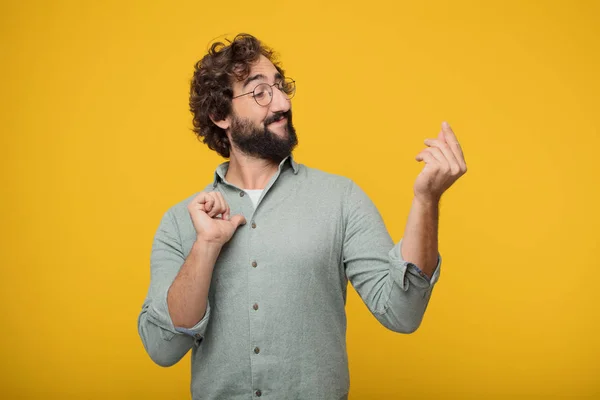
225, 55, 297, 162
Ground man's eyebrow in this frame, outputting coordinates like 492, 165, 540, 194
242, 72, 284, 89
243, 74, 266, 89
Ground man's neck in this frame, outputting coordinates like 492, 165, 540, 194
225, 150, 279, 190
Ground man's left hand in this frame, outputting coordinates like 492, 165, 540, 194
414, 121, 467, 204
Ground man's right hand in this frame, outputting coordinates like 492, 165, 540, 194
187, 191, 246, 246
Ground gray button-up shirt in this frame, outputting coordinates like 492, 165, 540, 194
138, 156, 441, 399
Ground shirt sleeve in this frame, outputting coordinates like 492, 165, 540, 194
137, 209, 211, 367
397, 245, 442, 285
174, 303, 211, 338
342, 180, 441, 333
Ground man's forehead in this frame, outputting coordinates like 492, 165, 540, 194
235, 56, 282, 90
250, 55, 278, 73
237, 57, 279, 81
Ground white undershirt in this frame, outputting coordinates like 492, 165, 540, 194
244, 189, 264, 208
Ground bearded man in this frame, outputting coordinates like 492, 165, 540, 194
138, 33, 467, 400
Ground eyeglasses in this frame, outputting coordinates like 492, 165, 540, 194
232, 78, 296, 107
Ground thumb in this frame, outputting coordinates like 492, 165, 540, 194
229, 214, 247, 229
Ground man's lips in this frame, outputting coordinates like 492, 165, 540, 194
266, 114, 287, 126
268, 117, 287, 126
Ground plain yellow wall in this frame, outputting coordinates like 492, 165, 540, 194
1, 0, 598, 398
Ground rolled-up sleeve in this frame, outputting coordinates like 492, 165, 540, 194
174, 302, 211, 338
137, 209, 211, 367
343, 180, 441, 333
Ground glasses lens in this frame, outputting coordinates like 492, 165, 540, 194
253, 83, 272, 106
282, 78, 296, 99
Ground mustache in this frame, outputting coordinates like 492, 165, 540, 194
264, 111, 291, 126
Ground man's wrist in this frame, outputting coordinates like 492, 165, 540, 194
413, 194, 440, 209
192, 239, 223, 256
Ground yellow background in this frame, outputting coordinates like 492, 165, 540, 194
1, 0, 598, 398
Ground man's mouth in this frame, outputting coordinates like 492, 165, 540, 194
267, 114, 287, 126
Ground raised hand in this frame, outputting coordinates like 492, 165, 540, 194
187, 191, 246, 246
414, 121, 467, 204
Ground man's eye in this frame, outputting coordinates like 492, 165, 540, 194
254, 90, 267, 99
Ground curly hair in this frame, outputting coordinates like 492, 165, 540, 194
189, 33, 284, 158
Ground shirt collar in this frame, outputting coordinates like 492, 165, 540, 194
212, 154, 299, 188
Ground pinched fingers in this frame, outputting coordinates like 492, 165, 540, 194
441, 122, 467, 172
201, 193, 215, 213
188, 191, 228, 219
214, 192, 231, 220
187, 192, 213, 215
417, 145, 450, 171
424, 138, 461, 175
415, 148, 437, 165
203, 192, 229, 218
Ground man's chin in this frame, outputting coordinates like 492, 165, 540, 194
266, 125, 288, 137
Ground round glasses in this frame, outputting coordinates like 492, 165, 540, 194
232, 78, 296, 107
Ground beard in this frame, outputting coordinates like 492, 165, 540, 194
229, 110, 298, 163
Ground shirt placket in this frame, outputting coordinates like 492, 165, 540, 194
230, 188, 265, 398
247, 204, 266, 398
216, 168, 285, 399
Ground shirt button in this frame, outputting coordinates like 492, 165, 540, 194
255, 390, 262, 397
251, 222, 256, 229
240, 191, 245, 197
254, 347, 260, 354
252, 303, 259, 310
251, 261, 257, 268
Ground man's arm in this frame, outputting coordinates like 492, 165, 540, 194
167, 240, 221, 328
137, 210, 207, 367
343, 181, 439, 334
403, 121, 467, 277
138, 191, 245, 367
343, 122, 466, 333
400, 197, 439, 279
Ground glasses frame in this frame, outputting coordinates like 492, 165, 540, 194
232, 78, 296, 107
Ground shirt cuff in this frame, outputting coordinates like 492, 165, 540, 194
390, 239, 441, 286
174, 302, 211, 339
147, 285, 211, 342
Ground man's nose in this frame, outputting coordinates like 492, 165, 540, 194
269, 85, 291, 113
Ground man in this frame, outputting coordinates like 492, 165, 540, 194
138, 33, 467, 399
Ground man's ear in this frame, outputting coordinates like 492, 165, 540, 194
210, 114, 230, 130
